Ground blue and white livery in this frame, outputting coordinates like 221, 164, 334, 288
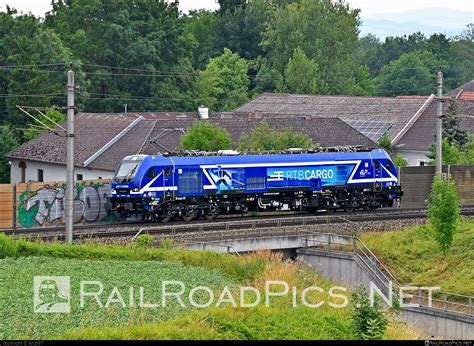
109, 149, 402, 222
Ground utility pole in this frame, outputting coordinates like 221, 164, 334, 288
124, 104, 127, 113
66, 68, 75, 243
436, 69, 443, 178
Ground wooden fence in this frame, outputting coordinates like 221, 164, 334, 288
0, 179, 111, 229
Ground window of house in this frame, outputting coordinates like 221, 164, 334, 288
37, 169, 43, 182
19, 161, 26, 183
77, 174, 83, 181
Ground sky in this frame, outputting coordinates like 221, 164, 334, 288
0, 0, 472, 17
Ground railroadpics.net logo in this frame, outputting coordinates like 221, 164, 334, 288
33, 276, 440, 314
34, 276, 71, 313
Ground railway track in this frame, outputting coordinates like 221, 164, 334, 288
3, 206, 474, 241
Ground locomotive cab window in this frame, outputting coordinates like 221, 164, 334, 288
147, 168, 156, 179
386, 161, 392, 170
374, 161, 380, 170
165, 168, 171, 177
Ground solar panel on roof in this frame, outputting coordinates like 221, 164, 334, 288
345, 120, 393, 142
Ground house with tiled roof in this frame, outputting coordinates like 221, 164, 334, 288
5, 111, 376, 183
446, 80, 474, 101
235, 92, 474, 166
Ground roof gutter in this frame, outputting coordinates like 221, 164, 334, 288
391, 94, 435, 145
83, 116, 144, 167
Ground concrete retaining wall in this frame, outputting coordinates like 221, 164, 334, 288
297, 248, 474, 340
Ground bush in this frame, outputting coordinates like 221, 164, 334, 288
428, 175, 460, 254
135, 233, 154, 247
181, 121, 232, 151
0, 233, 17, 258
350, 286, 388, 340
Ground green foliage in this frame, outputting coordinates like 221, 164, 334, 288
238, 121, 313, 151
0, 12, 83, 137
377, 133, 392, 152
23, 108, 66, 141
214, 0, 270, 61
430, 137, 474, 165
393, 154, 408, 168
0, 256, 235, 339
158, 237, 174, 250
45, 0, 194, 112
262, 0, 365, 95
0, 125, 19, 183
181, 121, 232, 151
194, 48, 249, 111
448, 24, 474, 90
360, 221, 474, 296
428, 176, 460, 255
442, 102, 469, 150
376, 50, 447, 96
282, 48, 322, 94
182, 10, 218, 70
134, 233, 154, 248
350, 286, 388, 340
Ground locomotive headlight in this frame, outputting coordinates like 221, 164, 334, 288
132, 187, 139, 192
111, 189, 116, 194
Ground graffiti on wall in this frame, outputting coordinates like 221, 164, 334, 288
18, 182, 112, 227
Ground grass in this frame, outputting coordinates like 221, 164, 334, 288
359, 219, 474, 297
0, 235, 422, 340
0, 257, 235, 339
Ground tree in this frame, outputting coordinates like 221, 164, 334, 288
181, 121, 231, 151
262, 0, 365, 95
0, 125, 19, 183
238, 121, 313, 151
213, 0, 270, 61
393, 154, 408, 168
442, 103, 469, 150
432, 139, 462, 165
23, 108, 66, 141
377, 133, 393, 152
376, 50, 446, 96
0, 11, 82, 140
45, 0, 195, 112
182, 10, 218, 70
428, 175, 460, 255
194, 48, 249, 111
350, 286, 388, 340
447, 24, 474, 90
282, 48, 322, 94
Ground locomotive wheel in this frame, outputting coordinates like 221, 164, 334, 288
326, 207, 336, 214
182, 205, 198, 222
160, 211, 173, 223
204, 210, 219, 221
344, 206, 355, 213
114, 210, 128, 222
156, 205, 173, 223
203, 203, 220, 221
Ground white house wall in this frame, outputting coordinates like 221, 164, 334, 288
396, 150, 432, 167
9, 159, 113, 184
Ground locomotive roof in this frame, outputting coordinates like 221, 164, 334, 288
139, 149, 390, 166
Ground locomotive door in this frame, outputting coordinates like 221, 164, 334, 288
162, 167, 174, 200
373, 160, 382, 191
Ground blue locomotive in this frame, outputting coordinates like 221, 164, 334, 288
109, 149, 402, 222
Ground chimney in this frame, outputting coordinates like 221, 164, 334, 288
198, 105, 209, 119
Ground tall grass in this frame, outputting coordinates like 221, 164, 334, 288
359, 219, 474, 296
